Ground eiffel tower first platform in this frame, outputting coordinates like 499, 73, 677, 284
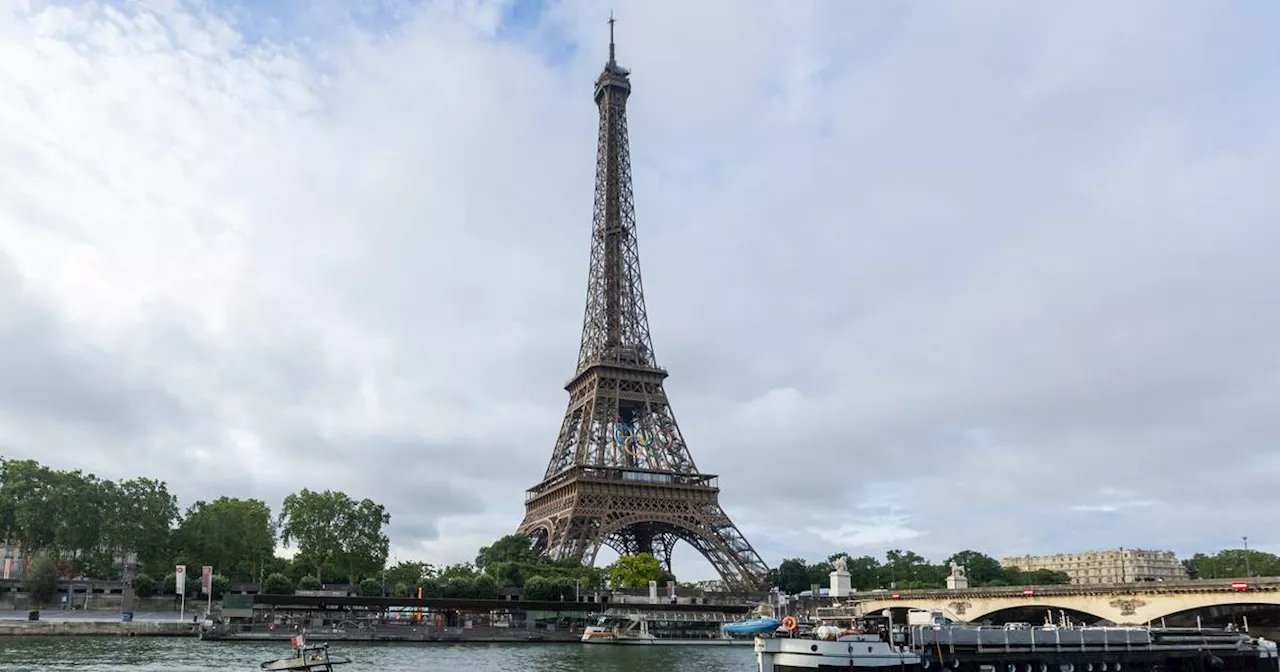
515, 24, 771, 592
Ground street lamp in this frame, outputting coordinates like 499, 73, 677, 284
1243, 536, 1253, 579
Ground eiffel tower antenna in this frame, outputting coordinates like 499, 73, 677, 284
608, 11, 616, 65
515, 21, 771, 592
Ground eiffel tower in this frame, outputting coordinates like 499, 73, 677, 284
516, 21, 771, 592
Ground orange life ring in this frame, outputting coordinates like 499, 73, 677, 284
782, 616, 798, 631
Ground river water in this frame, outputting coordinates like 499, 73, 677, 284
0, 637, 757, 671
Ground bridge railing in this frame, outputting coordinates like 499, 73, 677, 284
849, 577, 1280, 600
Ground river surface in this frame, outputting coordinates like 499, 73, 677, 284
0, 637, 757, 671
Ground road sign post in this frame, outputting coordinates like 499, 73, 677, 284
175, 565, 186, 621
202, 566, 213, 616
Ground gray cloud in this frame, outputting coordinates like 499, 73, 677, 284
0, 0, 1277, 580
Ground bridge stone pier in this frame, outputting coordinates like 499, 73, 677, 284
845, 578, 1280, 626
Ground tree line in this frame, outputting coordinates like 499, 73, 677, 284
773, 550, 1071, 594
238, 534, 674, 601
0, 458, 390, 598
1183, 550, 1280, 579
772, 547, 1280, 595
0, 459, 670, 602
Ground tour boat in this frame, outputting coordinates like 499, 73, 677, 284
260, 634, 352, 671
581, 607, 756, 645
755, 607, 1280, 672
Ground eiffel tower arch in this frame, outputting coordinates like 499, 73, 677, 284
515, 22, 771, 592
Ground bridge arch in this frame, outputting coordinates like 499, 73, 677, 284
967, 603, 1109, 625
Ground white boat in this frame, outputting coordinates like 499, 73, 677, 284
581, 608, 756, 645
259, 634, 352, 671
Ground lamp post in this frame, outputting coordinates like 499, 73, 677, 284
1243, 536, 1253, 578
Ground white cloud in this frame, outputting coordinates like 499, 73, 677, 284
1, 0, 1278, 582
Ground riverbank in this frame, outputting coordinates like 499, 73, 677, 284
0, 620, 195, 637
201, 625, 583, 643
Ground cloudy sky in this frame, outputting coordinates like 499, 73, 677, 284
1, 0, 1278, 582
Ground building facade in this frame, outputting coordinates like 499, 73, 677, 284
1001, 549, 1189, 585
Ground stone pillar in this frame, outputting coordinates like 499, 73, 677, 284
829, 555, 853, 598
829, 568, 852, 597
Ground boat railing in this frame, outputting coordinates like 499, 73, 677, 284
907, 624, 1258, 658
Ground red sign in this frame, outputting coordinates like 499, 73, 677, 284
1023, 588, 1035, 597
891, 593, 901, 600
201, 566, 213, 595
1231, 581, 1248, 591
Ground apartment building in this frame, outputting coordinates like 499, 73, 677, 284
1000, 548, 1189, 585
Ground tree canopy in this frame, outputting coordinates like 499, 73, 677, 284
173, 497, 276, 582
278, 488, 390, 582
607, 553, 665, 588
23, 550, 58, 609
1184, 549, 1280, 579
770, 549, 1072, 593
0, 458, 179, 578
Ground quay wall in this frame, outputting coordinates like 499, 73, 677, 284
206, 625, 582, 643
0, 621, 194, 637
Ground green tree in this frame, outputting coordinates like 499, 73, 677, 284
393, 582, 409, 597
772, 558, 811, 593
384, 560, 433, 587
418, 578, 442, 598
1186, 550, 1280, 579
23, 551, 59, 609
880, 549, 941, 588
1024, 569, 1071, 585
443, 577, 473, 598
0, 460, 59, 555
475, 534, 538, 569
359, 578, 382, 596
607, 553, 664, 589
471, 574, 499, 599
210, 574, 229, 599
278, 489, 390, 582
131, 573, 157, 598
945, 550, 1006, 586
522, 576, 554, 600
438, 562, 479, 580
298, 575, 322, 591
486, 561, 526, 587
846, 555, 883, 591
174, 497, 276, 582
112, 477, 180, 573
262, 573, 294, 595
806, 560, 834, 588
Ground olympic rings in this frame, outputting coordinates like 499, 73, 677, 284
614, 421, 683, 465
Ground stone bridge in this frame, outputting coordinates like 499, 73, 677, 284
845, 578, 1280, 625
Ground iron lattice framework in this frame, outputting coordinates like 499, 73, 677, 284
516, 25, 771, 592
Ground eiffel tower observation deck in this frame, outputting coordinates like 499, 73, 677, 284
515, 20, 771, 592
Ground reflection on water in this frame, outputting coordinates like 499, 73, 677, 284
0, 637, 757, 672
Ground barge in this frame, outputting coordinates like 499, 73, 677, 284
756, 608, 1279, 672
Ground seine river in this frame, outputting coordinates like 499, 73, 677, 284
0, 637, 756, 671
